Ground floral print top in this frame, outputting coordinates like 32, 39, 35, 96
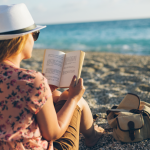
0, 62, 52, 150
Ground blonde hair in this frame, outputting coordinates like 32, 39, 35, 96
0, 34, 29, 62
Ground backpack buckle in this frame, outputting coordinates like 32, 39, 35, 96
128, 121, 135, 141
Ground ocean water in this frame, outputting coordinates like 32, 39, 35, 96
34, 18, 150, 55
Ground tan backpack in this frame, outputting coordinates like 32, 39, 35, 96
107, 93, 150, 142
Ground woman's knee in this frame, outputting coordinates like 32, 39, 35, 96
77, 97, 87, 111
57, 90, 69, 101
52, 90, 62, 103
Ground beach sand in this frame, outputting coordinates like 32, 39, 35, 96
22, 49, 150, 150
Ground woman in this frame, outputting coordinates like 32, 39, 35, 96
0, 3, 104, 150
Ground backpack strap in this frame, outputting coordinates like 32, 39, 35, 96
128, 121, 135, 141
140, 101, 150, 117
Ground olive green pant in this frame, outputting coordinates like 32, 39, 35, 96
53, 100, 81, 150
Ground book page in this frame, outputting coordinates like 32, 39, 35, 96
59, 51, 81, 87
42, 49, 65, 86
77, 51, 85, 80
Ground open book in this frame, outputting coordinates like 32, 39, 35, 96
42, 49, 85, 88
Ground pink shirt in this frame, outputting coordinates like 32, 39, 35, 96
0, 62, 52, 150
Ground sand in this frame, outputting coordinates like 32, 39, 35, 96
22, 49, 150, 150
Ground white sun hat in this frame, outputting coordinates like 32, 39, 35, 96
0, 3, 46, 40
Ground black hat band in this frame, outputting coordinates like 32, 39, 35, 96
0, 24, 36, 35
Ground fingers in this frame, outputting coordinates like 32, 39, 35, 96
69, 76, 85, 101
70, 75, 84, 87
49, 85, 58, 92
51, 85, 58, 89
70, 75, 77, 87
78, 78, 83, 86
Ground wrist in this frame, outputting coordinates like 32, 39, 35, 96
68, 96, 80, 103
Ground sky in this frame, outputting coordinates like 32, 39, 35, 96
1, 0, 150, 24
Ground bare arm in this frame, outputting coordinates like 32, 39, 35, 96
36, 76, 85, 141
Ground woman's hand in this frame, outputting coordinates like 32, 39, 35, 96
68, 75, 85, 102
49, 85, 58, 92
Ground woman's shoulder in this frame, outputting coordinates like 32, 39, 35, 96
19, 68, 42, 77
5, 65, 46, 84
0, 63, 41, 78
18, 68, 45, 83
0, 63, 47, 85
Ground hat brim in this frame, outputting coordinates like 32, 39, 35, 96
0, 25, 46, 40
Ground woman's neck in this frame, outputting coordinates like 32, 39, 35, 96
4, 55, 22, 68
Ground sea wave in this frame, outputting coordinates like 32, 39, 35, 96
34, 18, 150, 55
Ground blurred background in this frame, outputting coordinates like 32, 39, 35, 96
1, 0, 150, 55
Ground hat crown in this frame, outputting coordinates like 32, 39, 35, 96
0, 3, 34, 33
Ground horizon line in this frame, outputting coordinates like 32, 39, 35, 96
37, 17, 150, 25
